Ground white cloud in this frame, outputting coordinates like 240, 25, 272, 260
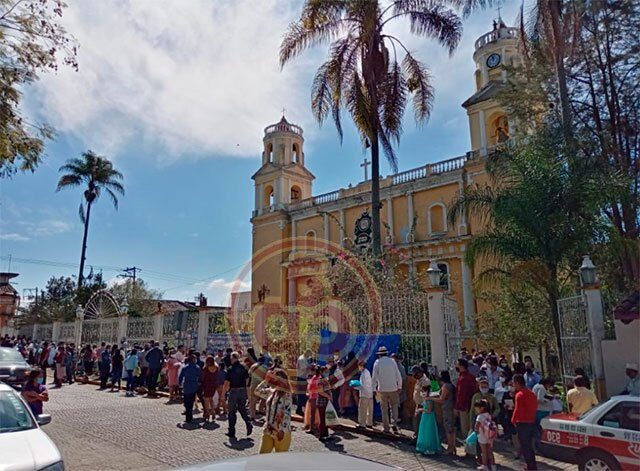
207, 277, 249, 291
0, 233, 30, 242
28, 0, 313, 163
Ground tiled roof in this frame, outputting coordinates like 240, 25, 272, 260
147, 300, 197, 315
462, 80, 503, 108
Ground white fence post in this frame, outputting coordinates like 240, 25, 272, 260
153, 313, 163, 343
583, 287, 606, 399
52, 321, 61, 343
118, 316, 128, 346
427, 289, 446, 372
197, 310, 208, 352
74, 318, 83, 347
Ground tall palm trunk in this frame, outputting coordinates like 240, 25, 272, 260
548, 0, 573, 145
78, 200, 92, 289
370, 133, 381, 256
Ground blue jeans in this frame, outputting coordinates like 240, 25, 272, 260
126, 370, 135, 392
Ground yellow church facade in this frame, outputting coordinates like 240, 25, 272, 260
250, 22, 519, 333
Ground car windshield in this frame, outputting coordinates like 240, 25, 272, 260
0, 391, 36, 433
0, 348, 24, 362
578, 400, 609, 420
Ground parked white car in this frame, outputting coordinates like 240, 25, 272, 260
0, 382, 63, 471
540, 395, 640, 471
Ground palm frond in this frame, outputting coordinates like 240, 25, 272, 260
78, 201, 86, 225
380, 59, 407, 144
105, 188, 120, 210
402, 52, 433, 123
448, 184, 495, 227
280, 20, 346, 67
56, 174, 83, 191
392, 3, 462, 54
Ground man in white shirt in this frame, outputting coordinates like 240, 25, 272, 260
371, 346, 402, 433
296, 349, 311, 415
356, 361, 373, 428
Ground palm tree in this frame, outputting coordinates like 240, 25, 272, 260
56, 151, 124, 289
280, 0, 462, 255
448, 126, 615, 379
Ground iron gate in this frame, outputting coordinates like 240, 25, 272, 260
557, 294, 592, 379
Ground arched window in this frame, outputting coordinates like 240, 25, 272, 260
290, 185, 301, 202
305, 230, 316, 253
428, 203, 447, 234
292, 143, 300, 164
438, 262, 450, 291
264, 185, 274, 208
489, 114, 510, 145
265, 143, 274, 163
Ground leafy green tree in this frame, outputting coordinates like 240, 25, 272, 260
280, 0, 463, 255
0, 0, 78, 177
109, 278, 163, 318
449, 125, 617, 374
474, 264, 555, 353
56, 151, 124, 289
21, 271, 105, 323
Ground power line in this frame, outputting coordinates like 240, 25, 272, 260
0, 255, 247, 291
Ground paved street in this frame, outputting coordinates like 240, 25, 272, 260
43, 383, 575, 470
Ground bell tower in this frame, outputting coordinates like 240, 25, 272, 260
462, 19, 520, 155
250, 116, 315, 306
252, 116, 314, 213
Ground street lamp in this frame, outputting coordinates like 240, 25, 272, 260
120, 300, 129, 316
579, 255, 597, 286
75, 305, 84, 320
426, 261, 442, 288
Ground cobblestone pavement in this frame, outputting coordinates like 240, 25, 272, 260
43, 383, 576, 471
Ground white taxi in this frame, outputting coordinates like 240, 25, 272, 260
540, 395, 640, 471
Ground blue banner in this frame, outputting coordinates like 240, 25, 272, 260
318, 329, 401, 372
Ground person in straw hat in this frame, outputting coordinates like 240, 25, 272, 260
371, 346, 403, 434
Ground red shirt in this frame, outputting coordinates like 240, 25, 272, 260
512, 388, 537, 424
454, 371, 477, 412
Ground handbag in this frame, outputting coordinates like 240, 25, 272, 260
133, 366, 141, 377
325, 401, 339, 427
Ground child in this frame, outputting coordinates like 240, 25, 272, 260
474, 399, 497, 471
416, 385, 441, 455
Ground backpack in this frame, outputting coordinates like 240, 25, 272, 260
483, 416, 498, 441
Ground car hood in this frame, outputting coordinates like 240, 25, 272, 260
0, 428, 62, 471
178, 452, 398, 470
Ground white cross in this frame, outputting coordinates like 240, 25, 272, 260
360, 157, 371, 181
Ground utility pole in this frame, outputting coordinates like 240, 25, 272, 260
119, 267, 140, 302
119, 267, 140, 284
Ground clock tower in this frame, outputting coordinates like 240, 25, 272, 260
462, 19, 520, 155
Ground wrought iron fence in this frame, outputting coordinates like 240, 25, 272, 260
557, 294, 592, 379
34, 324, 52, 342
126, 317, 155, 345
81, 318, 119, 346
59, 322, 76, 343
443, 295, 463, 378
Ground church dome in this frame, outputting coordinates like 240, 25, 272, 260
264, 115, 303, 137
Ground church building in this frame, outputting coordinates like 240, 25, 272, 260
250, 22, 520, 332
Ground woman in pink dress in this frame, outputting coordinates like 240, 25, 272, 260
166, 350, 180, 401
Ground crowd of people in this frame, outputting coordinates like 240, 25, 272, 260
2, 333, 639, 469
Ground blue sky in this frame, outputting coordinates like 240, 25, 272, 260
0, 0, 520, 306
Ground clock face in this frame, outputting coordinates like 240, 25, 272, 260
486, 53, 501, 68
